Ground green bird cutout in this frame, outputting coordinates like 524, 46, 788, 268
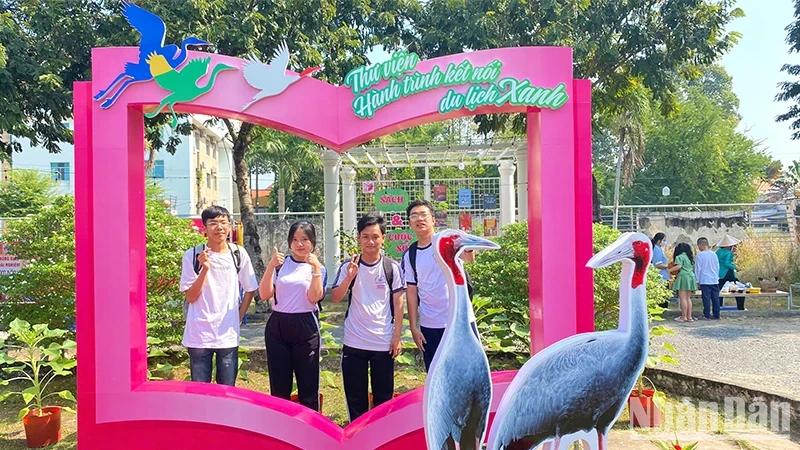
144, 52, 236, 127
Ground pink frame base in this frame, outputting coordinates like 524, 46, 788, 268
74, 46, 592, 449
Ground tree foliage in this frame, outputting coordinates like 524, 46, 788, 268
404, 0, 743, 131
594, 66, 771, 205
0, 195, 205, 345
776, 0, 800, 139
0, 169, 56, 217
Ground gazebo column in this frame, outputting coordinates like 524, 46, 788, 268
322, 150, 341, 286
499, 160, 516, 228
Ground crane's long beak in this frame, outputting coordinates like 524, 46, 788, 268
459, 234, 501, 253
586, 234, 634, 269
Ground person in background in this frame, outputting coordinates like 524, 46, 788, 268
180, 206, 258, 386
259, 221, 327, 411
716, 234, 746, 311
670, 242, 697, 322
331, 214, 405, 421
695, 237, 721, 320
651, 232, 670, 281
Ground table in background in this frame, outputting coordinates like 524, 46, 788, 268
688, 290, 790, 311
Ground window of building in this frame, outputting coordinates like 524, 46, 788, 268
206, 173, 211, 188
213, 176, 218, 190
51, 162, 70, 181
195, 133, 200, 151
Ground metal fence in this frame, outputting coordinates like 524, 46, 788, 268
356, 177, 501, 234
599, 203, 795, 244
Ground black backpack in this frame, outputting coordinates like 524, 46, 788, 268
343, 256, 396, 322
407, 242, 474, 300
184, 243, 243, 318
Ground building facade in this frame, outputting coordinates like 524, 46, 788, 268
8, 116, 235, 216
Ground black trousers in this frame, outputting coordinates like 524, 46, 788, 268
421, 322, 480, 372
719, 272, 746, 310
265, 311, 321, 411
341, 345, 394, 421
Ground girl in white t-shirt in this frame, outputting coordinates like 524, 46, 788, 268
258, 221, 327, 412
331, 214, 405, 421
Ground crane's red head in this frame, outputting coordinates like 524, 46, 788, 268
586, 232, 652, 288
434, 230, 500, 285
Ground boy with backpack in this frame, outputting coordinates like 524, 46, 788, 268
180, 206, 258, 386
402, 199, 476, 372
331, 214, 405, 421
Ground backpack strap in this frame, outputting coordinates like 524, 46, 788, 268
192, 244, 206, 275
382, 256, 396, 322
408, 241, 419, 287
273, 263, 282, 305
227, 243, 242, 274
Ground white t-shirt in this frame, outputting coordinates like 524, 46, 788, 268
695, 250, 720, 285
402, 242, 476, 329
272, 256, 327, 314
333, 256, 405, 351
180, 245, 258, 349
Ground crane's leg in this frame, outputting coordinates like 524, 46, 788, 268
93, 72, 129, 101
100, 78, 143, 109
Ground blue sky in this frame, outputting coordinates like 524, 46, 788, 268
721, 0, 799, 167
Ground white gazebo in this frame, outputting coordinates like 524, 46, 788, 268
319, 139, 530, 275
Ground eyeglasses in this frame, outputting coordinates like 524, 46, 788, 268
409, 212, 431, 220
206, 221, 230, 228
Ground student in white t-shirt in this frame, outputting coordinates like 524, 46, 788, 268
259, 221, 327, 412
179, 206, 258, 386
402, 200, 477, 372
695, 237, 721, 320
331, 214, 405, 421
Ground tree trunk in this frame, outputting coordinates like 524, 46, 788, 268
227, 121, 270, 314
592, 173, 602, 223
278, 187, 286, 219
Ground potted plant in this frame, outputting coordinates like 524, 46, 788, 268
629, 304, 679, 428
0, 318, 76, 448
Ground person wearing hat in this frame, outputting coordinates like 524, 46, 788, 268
716, 234, 746, 310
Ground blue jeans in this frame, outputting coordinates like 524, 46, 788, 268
700, 284, 721, 319
187, 347, 238, 386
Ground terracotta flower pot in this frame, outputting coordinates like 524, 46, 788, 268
628, 389, 663, 428
22, 406, 62, 448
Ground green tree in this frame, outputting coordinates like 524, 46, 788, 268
403, 0, 743, 214
776, 0, 800, 139
0, 169, 56, 217
0, 195, 205, 345
623, 84, 770, 204
251, 130, 322, 214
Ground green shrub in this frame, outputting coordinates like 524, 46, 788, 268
468, 222, 674, 354
468, 222, 530, 352
0, 195, 205, 346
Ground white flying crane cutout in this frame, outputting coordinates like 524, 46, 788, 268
240, 41, 321, 111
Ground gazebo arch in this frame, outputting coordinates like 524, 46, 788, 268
74, 44, 593, 449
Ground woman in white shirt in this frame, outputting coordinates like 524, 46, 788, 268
259, 221, 327, 411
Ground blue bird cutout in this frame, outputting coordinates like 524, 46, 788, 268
93, 0, 211, 109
